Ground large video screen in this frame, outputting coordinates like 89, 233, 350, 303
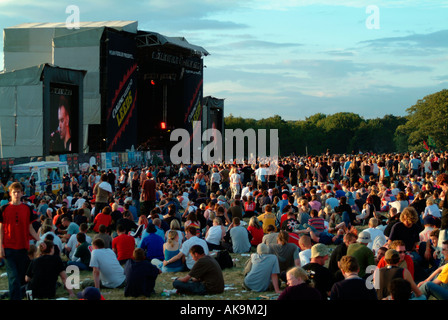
49, 83, 79, 155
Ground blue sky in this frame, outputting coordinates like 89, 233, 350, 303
1, 0, 447, 120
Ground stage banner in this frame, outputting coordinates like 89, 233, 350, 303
104, 30, 138, 152
182, 65, 204, 159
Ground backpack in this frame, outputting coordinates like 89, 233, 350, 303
214, 249, 234, 270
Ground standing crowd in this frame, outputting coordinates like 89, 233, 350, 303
0, 150, 448, 300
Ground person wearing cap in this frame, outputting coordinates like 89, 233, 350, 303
377, 239, 415, 279
373, 249, 423, 300
330, 255, 378, 300
346, 230, 375, 279
77, 286, 105, 300
302, 243, 334, 300
277, 193, 289, 213
420, 216, 437, 243
243, 243, 282, 294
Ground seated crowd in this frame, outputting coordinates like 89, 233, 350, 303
1, 150, 448, 300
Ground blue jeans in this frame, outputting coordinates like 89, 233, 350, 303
173, 279, 207, 295
420, 281, 448, 300
67, 260, 90, 271
4, 248, 29, 300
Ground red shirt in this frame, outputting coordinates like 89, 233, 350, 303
377, 254, 415, 279
142, 179, 156, 202
244, 202, 256, 212
288, 232, 300, 247
247, 225, 264, 246
112, 233, 135, 261
93, 213, 112, 233
0, 203, 36, 250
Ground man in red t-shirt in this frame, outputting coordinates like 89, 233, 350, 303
0, 182, 40, 300
112, 224, 135, 264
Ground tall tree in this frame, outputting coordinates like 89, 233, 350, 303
395, 89, 448, 151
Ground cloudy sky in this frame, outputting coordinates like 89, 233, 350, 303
1, 0, 447, 120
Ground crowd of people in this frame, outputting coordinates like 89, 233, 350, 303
0, 150, 447, 301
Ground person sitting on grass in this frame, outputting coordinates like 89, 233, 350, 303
123, 248, 160, 298
172, 245, 224, 295
243, 243, 282, 294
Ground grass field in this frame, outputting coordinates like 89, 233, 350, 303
0, 246, 285, 300
0, 224, 358, 301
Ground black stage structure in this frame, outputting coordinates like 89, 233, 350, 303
93, 28, 212, 160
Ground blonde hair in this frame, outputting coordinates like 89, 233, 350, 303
170, 219, 181, 231
167, 230, 178, 246
400, 207, 419, 225
287, 267, 309, 283
249, 216, 261, 229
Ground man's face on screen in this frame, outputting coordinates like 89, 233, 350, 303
58, 105, 69, 140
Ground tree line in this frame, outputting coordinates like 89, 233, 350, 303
223, 89, 448, 156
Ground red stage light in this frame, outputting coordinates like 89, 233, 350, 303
160, 122, 167, 129
151, 80, 156, 85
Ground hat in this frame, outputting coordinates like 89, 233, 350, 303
257, 243, 270, 255
423, 216, 436, 226
77, 287, 104, 300
291, 186, 297, 191
311, 243, 329, 258
282, 194, 288, 200
357, 231, 372, 243
268, 189, 273, 194
146, 171, 153, 178
385, 249, 400, 262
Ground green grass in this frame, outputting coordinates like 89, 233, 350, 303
0, 249, 280, 301
0, 225, 365, 301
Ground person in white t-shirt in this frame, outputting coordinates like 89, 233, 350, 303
298, 234, 312, 267
229, 167, 242, 199
163, 226, 209, 270
82, 238, 126, 289
363, 218, 386, 252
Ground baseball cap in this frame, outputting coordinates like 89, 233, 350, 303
311, 243, 329, 258
385, 249, 400, 263
423, 216, 436, 226
77, 287, 105, 300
